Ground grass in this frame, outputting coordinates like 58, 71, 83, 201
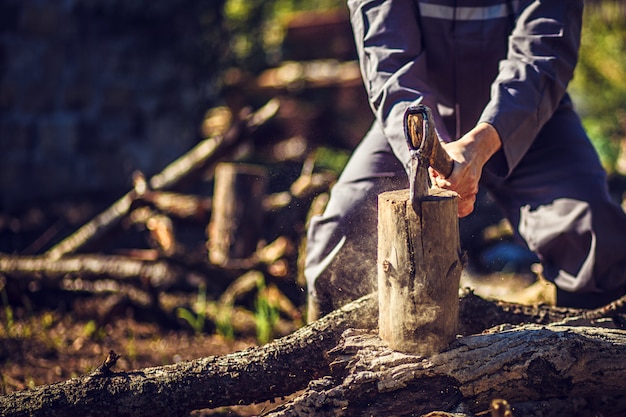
176, 284, 209, 335
254, 278, 280, 345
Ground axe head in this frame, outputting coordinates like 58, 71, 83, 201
404, 105, 454, 207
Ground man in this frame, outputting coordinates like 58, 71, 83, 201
305, 0, 626, 321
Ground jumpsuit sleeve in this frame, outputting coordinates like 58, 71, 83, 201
347, 0, 450, 171
478, 0, 584, 176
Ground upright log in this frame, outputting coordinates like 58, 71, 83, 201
378, 188, 462, 355
207, 163, 268, 267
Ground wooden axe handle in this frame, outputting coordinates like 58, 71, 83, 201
404, 105, 454, 178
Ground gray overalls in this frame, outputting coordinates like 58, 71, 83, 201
305, 0, 626, 317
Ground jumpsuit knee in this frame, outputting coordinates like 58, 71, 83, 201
305, 122, 406, 314
484, 106, 626, 308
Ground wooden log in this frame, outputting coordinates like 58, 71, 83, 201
207, 163, 268, 267
267, 325, 626, 416
2, 291, 626, 417
0, 254, 182, 288
137, 191, 212, 220
377, 188, 462, 355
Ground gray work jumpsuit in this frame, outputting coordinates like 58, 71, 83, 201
305, 0, 626, 317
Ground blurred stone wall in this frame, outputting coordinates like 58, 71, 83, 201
0, 0, 224, 211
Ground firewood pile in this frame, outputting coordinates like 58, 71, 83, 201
0, 98, 334, 339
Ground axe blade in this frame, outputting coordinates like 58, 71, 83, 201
404, 105, 455, 207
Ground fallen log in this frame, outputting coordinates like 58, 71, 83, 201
458, 287, 626, 335
44, 99, 279, 260
0, 254, 191, 289
266, 324, 626, 416
0, 293, 377, 417
2, 291, 625, 417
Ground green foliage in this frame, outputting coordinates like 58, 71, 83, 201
1, 288, 14, 337
82, 320, 106, 341
314, 146, 350, 176
222, 0, 345, 70
214, 301, 235, 340
254, 278, 280, 345
570, 2, 626, 172
176, 284, 208, 335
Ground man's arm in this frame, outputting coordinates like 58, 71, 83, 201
479, 0, 584, 176
438, 0, 583, 216
347, 0, 449, 170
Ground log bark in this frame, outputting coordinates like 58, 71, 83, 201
267, 325, 626, 417
378, 188, 462, 355
207, 163, 268, 267
43, 100, 279, 260
2, 291, 625, 417
0, 254, 185, 288
458, 288, 626, 336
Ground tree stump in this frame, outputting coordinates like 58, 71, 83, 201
378, 188, 462, 354
207, 163, 268, 267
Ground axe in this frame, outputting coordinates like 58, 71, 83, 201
403, 104, 455, 209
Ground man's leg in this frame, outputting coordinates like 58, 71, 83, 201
485, 105, 626, 308
305, 122, 406, 321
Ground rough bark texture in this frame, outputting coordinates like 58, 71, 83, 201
0, 294, 377, 417
2, 291, 625, 417
267, 325, 626, 416
457, 288, 626, 336
378, 188, 462, 355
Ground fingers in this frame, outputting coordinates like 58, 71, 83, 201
430, 167, 476, 217
432, 172, 477, 199
457, 193, 476, 218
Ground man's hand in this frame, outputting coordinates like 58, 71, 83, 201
430, 123, 502, 217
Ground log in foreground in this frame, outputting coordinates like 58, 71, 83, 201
267, 324, 626, 417
2, 291, 625, 417
0, 294, 377, 417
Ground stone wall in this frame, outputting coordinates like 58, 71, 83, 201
0, 0, 225, 211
